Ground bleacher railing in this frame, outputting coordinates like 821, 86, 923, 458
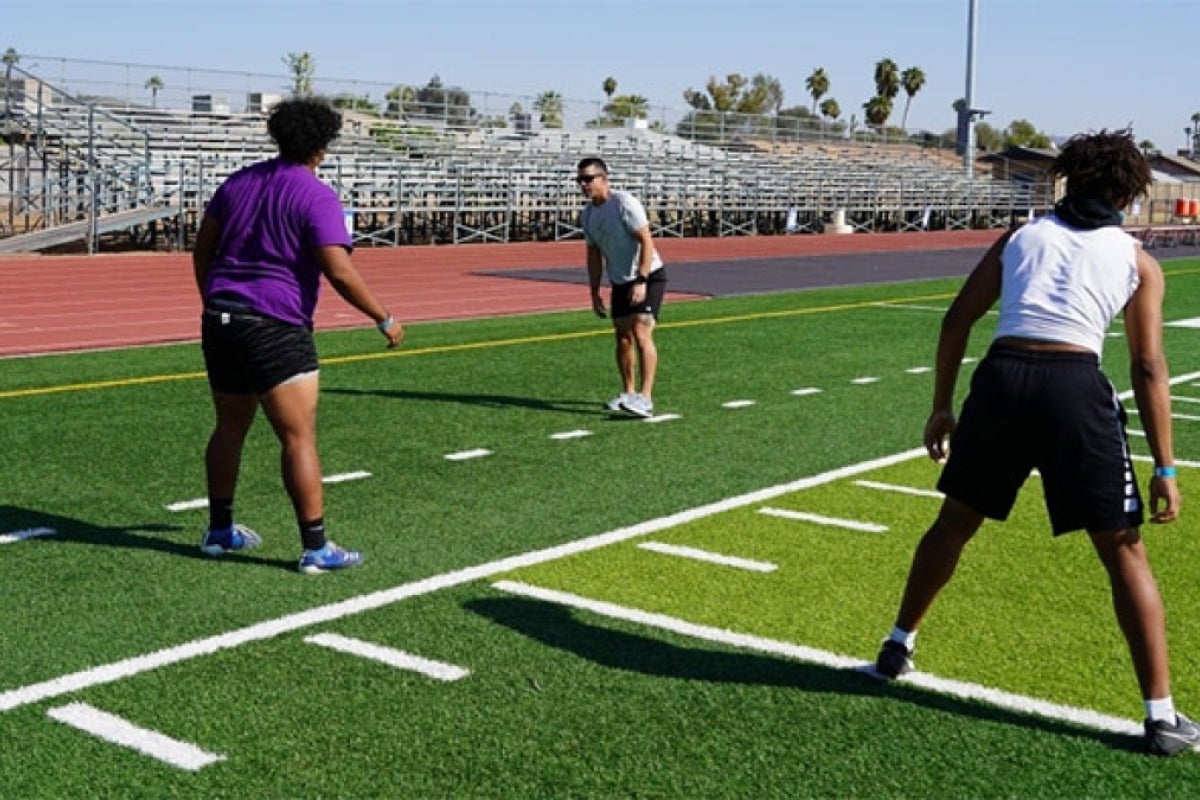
1, 63, 159, 251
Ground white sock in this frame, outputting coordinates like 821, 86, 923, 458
889, 626, 917, 651
1146, 696, 1176, 723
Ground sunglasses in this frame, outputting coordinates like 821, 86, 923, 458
575, 174, 605, 185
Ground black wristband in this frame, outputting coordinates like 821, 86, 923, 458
633, 274, 648, 285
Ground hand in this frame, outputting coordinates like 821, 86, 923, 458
923, 408, 956, 463
1149, 475, 1181, 523
380, 318, 404, 349
591, 292, 606, 318
631, 282, 647, 305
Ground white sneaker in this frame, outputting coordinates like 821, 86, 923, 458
606, 393, 632, 412
619, 394, 655, 418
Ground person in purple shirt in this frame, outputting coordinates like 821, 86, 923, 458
192, 96, 403, 574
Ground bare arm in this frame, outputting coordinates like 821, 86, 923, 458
586, 242, 606, 318
924, 230, 1009, 460
313, 245, 403, 347
1125, 247, 1179, 522
191, 215, 221, 296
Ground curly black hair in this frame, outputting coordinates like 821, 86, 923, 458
267, 96, 342, 163
1051, 130, 1151, 208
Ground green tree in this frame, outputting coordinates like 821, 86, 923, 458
873, 58, 900, 100
602, 76, 617, 99
2, 47, 18, 66
1190, 112, 1200, 153
819, 97, 841, 122
385, 84, 416, 117
1139, 139, 1158, 156
974, 121, 1004, 152
144, 74, 164, 109
805, 68, 830, 115
413, 75, 477, 128
863, 94, 893, 130
282, 51, 315, 95
590, 93, 650, 127
899, 66, 926, 130
1004, 118, 1052, 149
330, 93, 379, 113
534, 90, 564, 128
683, 72, 782, 116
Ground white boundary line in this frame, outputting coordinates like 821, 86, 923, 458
0, 446, 927, 713
445, 449, 492, 461
305, 633, 469, 681
46, 702, 225, 771
491, 580, 1142, 737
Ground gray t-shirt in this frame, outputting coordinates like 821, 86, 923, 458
581, 190, 664, 285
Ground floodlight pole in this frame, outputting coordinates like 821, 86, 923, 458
964, 0, 979, 176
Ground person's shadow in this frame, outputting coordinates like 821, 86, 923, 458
0, 505, 293, 570
326, 386, 628, 417
465, 595, 1142, 755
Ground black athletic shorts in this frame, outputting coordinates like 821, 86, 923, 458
611, 268, 668, 321
201, 306, 318, 395
937, 344, 1143, 535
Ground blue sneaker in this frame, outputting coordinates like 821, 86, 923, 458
298, 541, 363, 574
199, 523, 262, 556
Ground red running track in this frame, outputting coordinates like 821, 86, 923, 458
0, 231, 999, 358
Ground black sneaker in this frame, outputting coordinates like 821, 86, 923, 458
1145, 713, 1200, 756
874, 639, 914, 680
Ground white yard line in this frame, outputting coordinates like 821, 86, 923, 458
637, 541, 776, 573
721, 400, 757, 409
758, 507, 888, 533
491, 580, 1142, 738
0, 527, 56, 545
550, 429, 592, 441
167, 471, 371, 511
790, 387, 822, 397
305, 633, 469, 681
445, 448, 492, 461
854, 480, 943, 499
0, 446, 926, 714
47, 703, 225, 771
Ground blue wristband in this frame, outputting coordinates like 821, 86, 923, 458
377, 315, 394, 333
1154, 465, 1177, 479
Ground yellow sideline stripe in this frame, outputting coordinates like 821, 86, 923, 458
0, 288, 1027, 401
3, 263, 1199, 401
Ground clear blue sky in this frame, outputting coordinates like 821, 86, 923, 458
7, 0, 1199, 152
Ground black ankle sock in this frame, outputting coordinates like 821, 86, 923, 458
300, 517, 326, 551
209, 499, 234, 531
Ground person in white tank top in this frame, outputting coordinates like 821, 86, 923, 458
873, 130, 1196, 755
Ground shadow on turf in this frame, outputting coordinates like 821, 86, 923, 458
326, 386, 625, 417
466, 596, 1146, 756
0, 505, 294, 570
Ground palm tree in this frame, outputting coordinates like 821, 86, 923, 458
2, 47, 18, 66
534, 90, 564, 128
899, 66, 925, 130
602, 76, 617, 99
863, 95, 893, 130
144, 75, 164, 109
819, 97, 840, 122
873, 58, 900, 100
805, 68, 830, 115
1191, 112, 1200, 155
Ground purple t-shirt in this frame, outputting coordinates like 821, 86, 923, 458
202, 158, 351, 328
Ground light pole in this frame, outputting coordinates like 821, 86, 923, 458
963, 0, 981, 176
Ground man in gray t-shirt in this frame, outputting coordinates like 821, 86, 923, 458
578, 157, 667, 419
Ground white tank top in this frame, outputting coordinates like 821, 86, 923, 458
993, 214, 1140, 356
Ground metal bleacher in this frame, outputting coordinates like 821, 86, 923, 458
1, 62, 1055, 255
